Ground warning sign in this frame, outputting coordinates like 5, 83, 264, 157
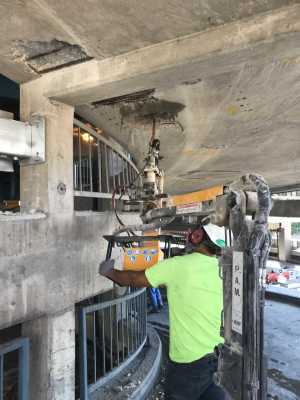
232, 251, 243, 335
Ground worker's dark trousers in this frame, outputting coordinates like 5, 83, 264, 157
165, 353, 229, 400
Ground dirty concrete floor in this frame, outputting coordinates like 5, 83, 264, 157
148, 300, 300, 400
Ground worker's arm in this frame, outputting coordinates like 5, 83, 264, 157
100, 256, 175, 288
99, 259, 150, 287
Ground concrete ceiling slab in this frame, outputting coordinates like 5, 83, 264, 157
0, 0, 298, 82
17, 3, 300, 195
76, 50, 300, 194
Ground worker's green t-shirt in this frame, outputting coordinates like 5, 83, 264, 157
145, 252, 223, 363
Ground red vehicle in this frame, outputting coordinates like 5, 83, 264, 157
266, 271, 278, 284
266, 270, 290, 284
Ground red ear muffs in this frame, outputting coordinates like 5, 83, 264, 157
188, 227, 205, 245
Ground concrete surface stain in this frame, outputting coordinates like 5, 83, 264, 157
226, 105, 239, 116
281, 56, 300, 66
183, 148, 220, 157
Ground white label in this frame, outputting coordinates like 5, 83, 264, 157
176, 202, 202, 215
232, 251, 243, 335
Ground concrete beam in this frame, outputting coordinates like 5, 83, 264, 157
21, 4, 300, 106
20, 85, 74, 213
271, 200, 300, 218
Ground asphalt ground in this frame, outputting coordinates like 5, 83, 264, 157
147, 300, 300, 400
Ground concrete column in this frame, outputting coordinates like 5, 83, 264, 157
278, 221, 292, 262
22, 308, 75, 400
20, 82, 74, 214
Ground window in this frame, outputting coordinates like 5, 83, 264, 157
0, 325, 29, 400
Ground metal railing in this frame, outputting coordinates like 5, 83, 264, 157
292, 239, 300, 251
79, 288, 147, 399
0, 338, 29, 400
270, 229, 279, 252
73, 119, 140, 199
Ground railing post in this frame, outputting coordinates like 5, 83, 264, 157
106, 240, 114, 260
19, 338, 29, 400
0, 355, 3, 400
79, 309, 89, 400
81, 289, 147, 395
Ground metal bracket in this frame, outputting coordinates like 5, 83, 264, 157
0, 114, 45, 166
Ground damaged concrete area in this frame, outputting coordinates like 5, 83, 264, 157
13, 39, 92, 73
1, 0, 299, 82
92, 89, 185, 123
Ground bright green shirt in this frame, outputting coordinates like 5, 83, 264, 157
145, 252, 223, 363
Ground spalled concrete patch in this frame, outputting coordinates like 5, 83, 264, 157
93, 90, 185, 123
13, 39, 91, 73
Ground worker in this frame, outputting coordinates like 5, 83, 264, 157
99, 223, 228, 400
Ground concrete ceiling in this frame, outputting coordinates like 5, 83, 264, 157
0, 0, 298, 82
76, 30, 300, 194
2, 1, 300, 195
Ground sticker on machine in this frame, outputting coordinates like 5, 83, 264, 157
232, 251, 243, 335
176, 202, 202, 215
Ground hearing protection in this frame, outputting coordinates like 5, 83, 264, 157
187, 226, 205, 246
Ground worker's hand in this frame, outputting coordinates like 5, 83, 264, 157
99, 259, 115, 277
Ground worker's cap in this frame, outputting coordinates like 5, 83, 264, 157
203, 223, 226, 248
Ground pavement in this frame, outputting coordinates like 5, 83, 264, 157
147, 300, 300, 400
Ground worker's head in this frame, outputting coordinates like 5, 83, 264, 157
187, 223, 226, 256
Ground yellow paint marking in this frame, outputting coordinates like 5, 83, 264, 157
226, 105, 239, 116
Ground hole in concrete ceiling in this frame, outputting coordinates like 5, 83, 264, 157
92, 89, 185, 123
92, 89, 155, 106
13, 39, 92, 73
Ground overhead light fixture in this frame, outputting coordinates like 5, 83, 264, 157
81, 132, 94, 143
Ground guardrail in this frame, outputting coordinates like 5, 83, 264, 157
79, 288, 147, 399
73, 119, 140, 199
292, 239, 300, 251
0, 337, 29, 400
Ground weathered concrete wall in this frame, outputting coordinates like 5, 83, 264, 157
22, 308, 76, 400
15, 62, 143, 399
0, 211, 140, 330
